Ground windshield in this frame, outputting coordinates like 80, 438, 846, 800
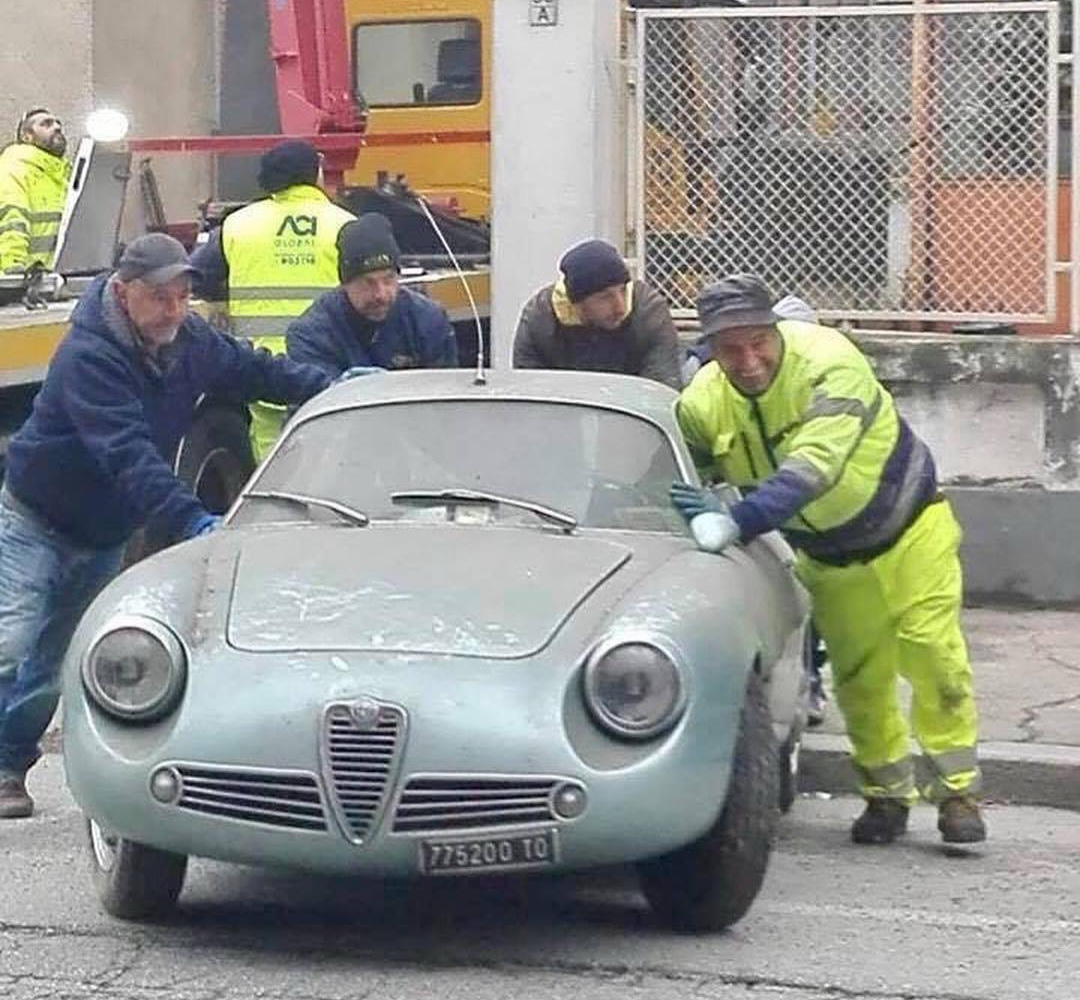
233, 400, 685, 533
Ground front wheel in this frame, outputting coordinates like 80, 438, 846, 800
638, 671, 779, 931
87, 817, 187, 920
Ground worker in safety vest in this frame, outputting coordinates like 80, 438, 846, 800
671, 274, 986, 848
0, 108, 70, 275
191, 139, 354, 460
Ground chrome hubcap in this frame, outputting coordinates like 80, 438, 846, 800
89, 818, 118, 872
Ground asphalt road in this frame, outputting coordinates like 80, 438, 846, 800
2, 755, 1078, 1000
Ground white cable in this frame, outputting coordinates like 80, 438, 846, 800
414, 195, 487, 385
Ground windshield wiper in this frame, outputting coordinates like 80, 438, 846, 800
391, 489, 577, 534
244, 490, 369, 527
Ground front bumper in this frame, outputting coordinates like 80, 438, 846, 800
64, 690, 737, 877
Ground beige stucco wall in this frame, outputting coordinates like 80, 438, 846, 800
92, 0, 222, 230
0, 2, 94, 153
3, 0, 223, 234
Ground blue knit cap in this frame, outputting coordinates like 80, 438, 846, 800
559, 239, 630, 303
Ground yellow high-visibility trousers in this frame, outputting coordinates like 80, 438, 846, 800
248, 334, 287, 463
796, 499, 980, 804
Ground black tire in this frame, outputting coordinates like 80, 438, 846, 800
638, 671, 779, 932
87, 817, 187, 920
778, 728, 800, 815
123, 404, 254, 567
778, 625, 815, 813
175, 404, 255, 514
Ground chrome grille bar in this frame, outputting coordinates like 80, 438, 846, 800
174, 764, 326, 832
393, 775, 560, 833
321, 700, 406, 843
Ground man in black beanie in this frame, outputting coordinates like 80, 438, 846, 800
512, 239, 682, 389
190, 138, 354, 459
285, 212, 458, 376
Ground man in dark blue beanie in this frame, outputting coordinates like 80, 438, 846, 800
512, 238, 682, 389
256, 139, 321, 194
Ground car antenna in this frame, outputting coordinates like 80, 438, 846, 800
414, 193, 487, 386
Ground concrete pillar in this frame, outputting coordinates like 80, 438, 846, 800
490, 0, 625, 369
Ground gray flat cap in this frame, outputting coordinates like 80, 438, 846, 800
697, 273, 779, 337
116, 233, 197, 284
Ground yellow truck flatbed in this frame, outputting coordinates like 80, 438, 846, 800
0, 301, 76, 389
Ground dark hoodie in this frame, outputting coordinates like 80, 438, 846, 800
286, 286, 458, 376
4, 274, 331, 548
512, 279, 683, 390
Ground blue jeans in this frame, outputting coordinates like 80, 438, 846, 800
0, 494, 123, 778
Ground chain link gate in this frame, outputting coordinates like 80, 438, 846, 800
632, 3, 1060, 324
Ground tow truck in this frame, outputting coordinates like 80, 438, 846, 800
0, 0, 492, 518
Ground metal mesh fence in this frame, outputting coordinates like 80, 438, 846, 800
635, 5, 1058, 321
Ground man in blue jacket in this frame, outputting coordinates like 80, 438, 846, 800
0, 233, 332, 819
286, 212, 458, 375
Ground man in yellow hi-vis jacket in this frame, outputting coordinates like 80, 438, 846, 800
672, 273, 986, 847
0, 108, 70, 274
191, 139, 353, 460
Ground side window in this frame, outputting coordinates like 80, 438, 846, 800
353, 19, 482, 108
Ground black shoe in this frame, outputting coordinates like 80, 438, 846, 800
938, 796, 987, 844
0, 776, 33, 819
850, 798, 909, 844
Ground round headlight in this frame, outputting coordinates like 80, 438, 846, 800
82, 617, 187, 722
583, 639, 685, 740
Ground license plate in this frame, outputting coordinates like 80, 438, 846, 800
419, 828, 558, 875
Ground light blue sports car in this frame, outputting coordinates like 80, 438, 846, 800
63, 369, 811, 931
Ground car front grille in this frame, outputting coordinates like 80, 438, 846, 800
392, 775, 560, 833
322, 701, 406, 843
174, 764, 327, 831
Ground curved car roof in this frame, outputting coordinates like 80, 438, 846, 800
297, 368, 683, 433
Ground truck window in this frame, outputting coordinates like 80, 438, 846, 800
353, 19, 482, 108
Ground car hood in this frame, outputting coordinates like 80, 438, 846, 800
226, 524, 634, 658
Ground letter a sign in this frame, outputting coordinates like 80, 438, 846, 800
529, 0, 557, 27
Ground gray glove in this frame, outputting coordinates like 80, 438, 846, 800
670, 481, 729, 523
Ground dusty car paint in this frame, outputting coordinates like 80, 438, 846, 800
63, 370, 809, 880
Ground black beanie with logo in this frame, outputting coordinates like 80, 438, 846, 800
337, 213, 402, 283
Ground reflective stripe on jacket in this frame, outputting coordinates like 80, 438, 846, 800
221, 184, 353, 341
0, 143, 70, 271
676, 320, 938, 561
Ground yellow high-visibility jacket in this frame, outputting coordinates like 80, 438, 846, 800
221, 184, 354, 347
0, 143, 70, 272
676, 319, 938, 563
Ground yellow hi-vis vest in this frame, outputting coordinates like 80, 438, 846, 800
676, 320, 937, 562
0, 143, 70, 272
221, 184, 354, 345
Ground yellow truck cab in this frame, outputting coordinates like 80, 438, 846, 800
346, 0, 491, 221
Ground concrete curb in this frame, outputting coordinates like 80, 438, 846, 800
801, 733, 1080, 811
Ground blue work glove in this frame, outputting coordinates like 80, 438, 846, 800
334, 365, 387, 384
689, 511, 741, 554
669, 481, 729, 523
187, 513, 222, 538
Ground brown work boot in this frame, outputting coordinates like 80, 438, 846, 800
938, 795, 987, 844
850, 798, 909, 844
0, 775, 33, 819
